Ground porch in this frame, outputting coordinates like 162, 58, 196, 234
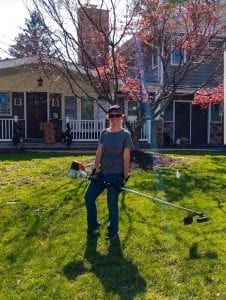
0, 118, 151, 144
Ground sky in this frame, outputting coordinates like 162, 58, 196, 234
0, 0, 31, 58
0, 0, 127, 59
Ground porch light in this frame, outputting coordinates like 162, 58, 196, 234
14, 115, 18, 122
66, 117, 70, 124
37, 77, 43, 86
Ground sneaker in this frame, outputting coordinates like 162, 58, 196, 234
87, 222, 102, 236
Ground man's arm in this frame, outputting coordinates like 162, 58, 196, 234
123, 148, 131, 179
94, 144, 103, 171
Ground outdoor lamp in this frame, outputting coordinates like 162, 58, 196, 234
14, 115, 18, 122
37, 77, 43, 86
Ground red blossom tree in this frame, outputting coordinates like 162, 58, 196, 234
130, 0, 225, 118
193, 83, 224, 109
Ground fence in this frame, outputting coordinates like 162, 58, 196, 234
0, 119, 14, 141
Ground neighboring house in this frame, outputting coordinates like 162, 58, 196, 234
119, 4, 226, 147
0, 56, 100, 143
156, 54, 224, 147
0, 56, 149, 144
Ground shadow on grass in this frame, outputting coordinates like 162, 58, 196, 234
189, 243, 218, 260
63, 236, 147, 298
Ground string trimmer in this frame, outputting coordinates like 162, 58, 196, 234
68, 162, 210, 225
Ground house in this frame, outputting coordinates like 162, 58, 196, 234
0, 56, 150, 145
118, 2, 226, 147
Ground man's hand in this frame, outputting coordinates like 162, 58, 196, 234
121, 175, 130, 187
88, 168, 101, 182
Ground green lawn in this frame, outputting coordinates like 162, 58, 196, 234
0, 151, 225, 299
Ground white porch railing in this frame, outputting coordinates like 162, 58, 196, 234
69, 119, 150, 142
0, 119, 14, 141
126, 120, 150, 142
69, 119, 106, 141
0, 119, 150, 143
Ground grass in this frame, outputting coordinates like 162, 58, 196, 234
0, 151, 225, 299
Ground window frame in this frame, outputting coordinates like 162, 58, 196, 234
152, 53, 158, 69
210, 103, 222, 123
170, 48, 186, 66
65, 95, 78, 120
0, 91, 11, 116
81, 97, 94, 120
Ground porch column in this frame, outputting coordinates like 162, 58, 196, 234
146, 119, 152, 144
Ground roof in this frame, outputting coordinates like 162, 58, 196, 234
0, 56, 88, 76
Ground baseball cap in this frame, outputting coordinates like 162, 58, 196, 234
107, 104, 122, 114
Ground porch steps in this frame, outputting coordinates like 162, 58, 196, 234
0, 142, 98, 153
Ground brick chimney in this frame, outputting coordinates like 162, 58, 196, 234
77, 4, 109, 68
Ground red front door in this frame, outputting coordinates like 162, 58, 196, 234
26, 92, 47, 138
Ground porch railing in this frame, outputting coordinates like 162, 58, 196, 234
0, 119, 150, 143
0, 119, 14, 141
69, 119, 106, 141
69, 119, 150, 142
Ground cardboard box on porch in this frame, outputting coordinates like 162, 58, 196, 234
44, 129, 55, 144
40, 122, 54, 131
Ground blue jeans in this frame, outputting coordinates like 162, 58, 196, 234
84, 173, 123, 235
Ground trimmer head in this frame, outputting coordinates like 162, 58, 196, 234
196, 214, 210, 223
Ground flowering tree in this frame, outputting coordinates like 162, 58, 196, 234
193, 84, 224, 109
131, 0, 225, 118
28, 0, 137, 108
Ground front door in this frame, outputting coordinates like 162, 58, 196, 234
174, 102, 191, 143
26, 92, 47, 138
191, 105, 208, 145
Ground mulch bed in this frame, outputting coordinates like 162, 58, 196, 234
131, 149, 181, 170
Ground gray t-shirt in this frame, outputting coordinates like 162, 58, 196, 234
99, 128, 133, 174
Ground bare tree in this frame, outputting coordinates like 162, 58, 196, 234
28, 0, 136, 110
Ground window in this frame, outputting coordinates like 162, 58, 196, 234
65, 96, 77, 119
152, 54, 158, 69
0, 92, 11, 115
211, 104, 222, 123
128, 101, 139, 119
171, 50, 186, 66
163, 101, 173, 121
81, 98, 94, 120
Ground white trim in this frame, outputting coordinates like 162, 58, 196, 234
152, 54, 158, 69
24, 92, 27, 139
208, 105, 211, 144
